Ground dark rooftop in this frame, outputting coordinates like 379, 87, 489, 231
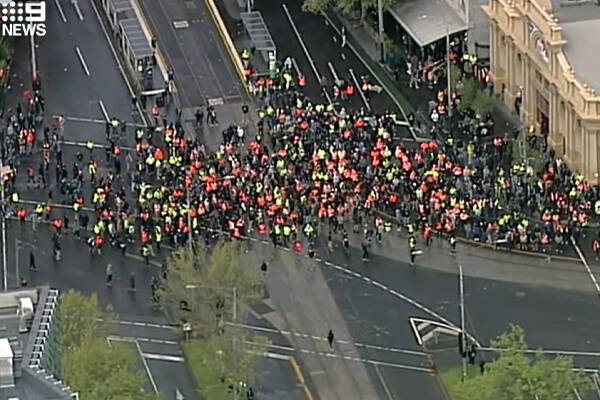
0, 287, 74, 400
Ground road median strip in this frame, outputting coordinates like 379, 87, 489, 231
203, 0, 249, 96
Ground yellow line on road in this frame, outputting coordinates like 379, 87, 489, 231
203, 0, 249, 96
289, 356, 316, 400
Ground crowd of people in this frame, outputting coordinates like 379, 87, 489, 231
2, 50, 599, 267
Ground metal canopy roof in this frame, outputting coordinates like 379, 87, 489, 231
108, 0, 132, 13
240, 11, 275, 51
120, 18, 153, 59
388, 0, 467, 47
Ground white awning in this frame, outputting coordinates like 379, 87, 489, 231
387, 0, 468, 47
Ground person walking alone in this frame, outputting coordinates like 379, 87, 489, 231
327, 329, 335, 350
29, 251, 37, 272
105, 264, 113, 287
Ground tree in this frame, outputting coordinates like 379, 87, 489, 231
158, 240, 264, 338
184, 333, 269, 400
62, 338, 156, 400
447, 325, 592, 400
57, 290, 108, 352
57, 291, 156, 400
449, 65, 492, 116
302, 0, 393, 24
160, 241, 270, 398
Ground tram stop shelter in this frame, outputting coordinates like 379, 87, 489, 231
240, 11, 276, 65
118, 18, 154, 74
102, 0, 133, 31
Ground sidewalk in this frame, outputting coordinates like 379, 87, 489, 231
331, 13, 523, 137
134, 0, 254, 150
245, 243, 383, 400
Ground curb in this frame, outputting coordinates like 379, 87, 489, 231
372, 209, 581, 263
204, 0, 250, 97
15, 197, 583, 264
289, 356, 316, 400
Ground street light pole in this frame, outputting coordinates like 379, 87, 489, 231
15, 238, 20, 287
186, 284, 238, 399
377, 0, 385, 63
186, 184, 193, 253
1, 155, 7, 291
446, 26, 452, 117
459, 262, 467, 381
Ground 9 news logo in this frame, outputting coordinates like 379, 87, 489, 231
0, 1, 47, 36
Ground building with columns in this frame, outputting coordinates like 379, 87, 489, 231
483, 0, 600, 179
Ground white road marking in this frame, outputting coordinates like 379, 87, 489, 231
107, 335, 178, 346
107, 336, 159, 393
231, 322, 428, 357
75, 46, 90, 76
327, 61, 342, 86
374, 364, 395, 400
349, 67, 371, 111
291, 57, 302, 77
570, 236, 600, 298
142, 353, 185, 362
281, 3, 332, 105
246, 341, 432, 373
72, 0, 84, 21
54, 0, 67, 23
480, 347, 600, 358
321, 13, 420, 141
100, 318, 176, 330
53, 114, 146, 127
98, 100, 110, 122
60, 139, 135, 151
88, 0, 147, 125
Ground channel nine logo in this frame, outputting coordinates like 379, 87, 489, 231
0, 1, 46, 37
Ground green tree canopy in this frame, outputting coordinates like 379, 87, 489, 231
57, 291, 156, 400
62, 338, 155, 400
184, 334, 269, 400
57, 290, 108, 352
302, 0, 393, 21
449, 64, 492, 116
159, 240, 270, 398
158, 240, 264, 338
447, 325, 592, 400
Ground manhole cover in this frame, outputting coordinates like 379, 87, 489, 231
185, 1, 197, 8
208, 97, 224, 106
173, 20, 190, 29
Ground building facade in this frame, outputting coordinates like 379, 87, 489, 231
483, 0, 600, 179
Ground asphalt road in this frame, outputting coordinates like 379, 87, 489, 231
8, 1, 600, 398
252, 0, 414, 139
315, 239, 600, 368
138, 0, 243, 108
3, 3, 201, 398
37, 0, 133, 122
